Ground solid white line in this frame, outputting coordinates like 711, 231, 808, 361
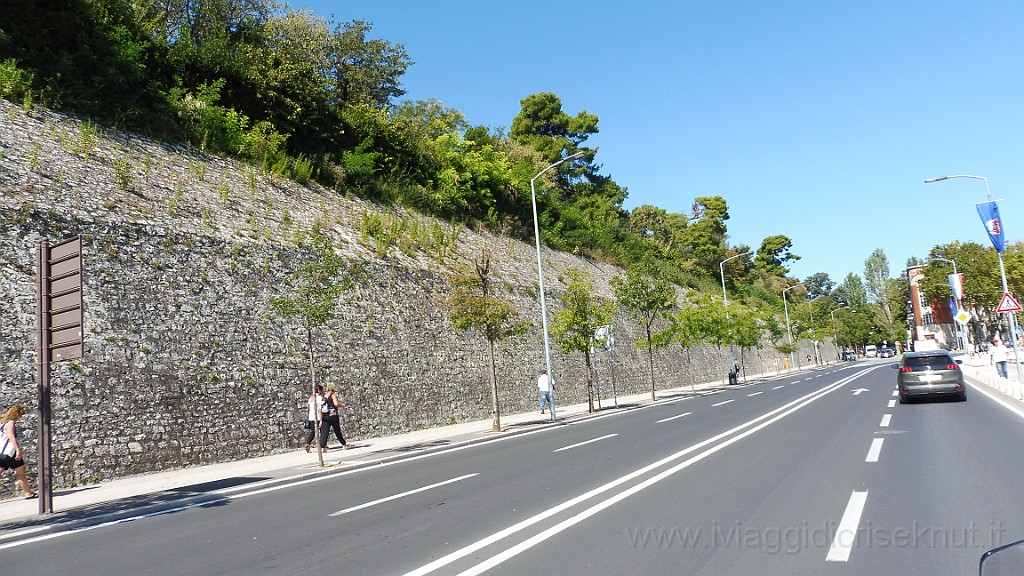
827, 491, 869, 562
553, 434, 617, 453
330, 474, 478, 516
711, 399, 734, 407
887, 399, 896, 408
400, 368, 879, 576
880, 414, 892, 427
747, 391, 763, 397
773, 385, 784, 390
865, 438, 884, 463
966, 381, 1024, 420
656, 412, 692, 424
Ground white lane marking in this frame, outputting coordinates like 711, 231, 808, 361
748, 392, 763, 397
773, 385, 785, 390
804, 378, 814, 381
887, 400, 896, 408
553, 434, 617, 453
892, 390, 898, 397
656, 412, 692, 424
330, 474, 478, 516
966, 382, 1024, 420
865, 438, 884, 463
711, 399, 734, 407
880, 414, 892, 427
401, 368, 879, 576
826, 491, 869, 562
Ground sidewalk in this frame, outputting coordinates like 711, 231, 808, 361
1, 377, 741, 527
957, 350, 1024, 401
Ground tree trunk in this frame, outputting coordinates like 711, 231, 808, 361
488, 341, 501, 432
585, 350, 595, 413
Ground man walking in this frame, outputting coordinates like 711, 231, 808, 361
990, 338, 1009, 379
538, 369, 554, 414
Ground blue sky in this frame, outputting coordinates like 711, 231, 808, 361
297, 0, 1024, 285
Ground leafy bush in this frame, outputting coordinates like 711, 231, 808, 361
0, 58, 33, 99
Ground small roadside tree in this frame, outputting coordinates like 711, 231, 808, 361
612, 261, 677, 400
447, 249, 530, 431
729, 305, 764, 381
551, 267, 617, 413
271, 234, 354, 466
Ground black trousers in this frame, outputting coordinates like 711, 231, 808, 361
320, 415, 346, 447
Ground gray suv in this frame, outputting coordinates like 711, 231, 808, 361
892, 351, 966, 403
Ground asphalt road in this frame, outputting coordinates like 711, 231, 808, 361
3, 361, 1024, 575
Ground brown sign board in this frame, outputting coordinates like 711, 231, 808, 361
45, 236, 83, 362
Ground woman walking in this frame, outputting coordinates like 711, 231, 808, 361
1, 405, 37, 499
304, 385, 324, 453
320, 383, 348, 451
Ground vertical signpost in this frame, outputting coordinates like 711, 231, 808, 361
37, 236, 84, 513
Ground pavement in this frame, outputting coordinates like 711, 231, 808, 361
2, 354, 1021, 528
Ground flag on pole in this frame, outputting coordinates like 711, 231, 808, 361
948, 273, 964, 300
977, 201, 1006, 253
949, 297, 958, 321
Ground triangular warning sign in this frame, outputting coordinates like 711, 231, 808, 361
997, 292, 1023, 313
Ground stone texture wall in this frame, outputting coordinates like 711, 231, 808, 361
0, 100, 830, 497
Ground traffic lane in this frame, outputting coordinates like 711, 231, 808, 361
403, 367, 890, 576
851, 380, 1024, 576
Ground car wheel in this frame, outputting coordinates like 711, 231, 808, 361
957, 391, 967, 402
898, 393, 908, 404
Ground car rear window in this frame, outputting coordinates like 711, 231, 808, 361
904, 355, 955, 370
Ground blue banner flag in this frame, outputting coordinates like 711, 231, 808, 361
949, 297, 958, 320
977, 201, 1006, 253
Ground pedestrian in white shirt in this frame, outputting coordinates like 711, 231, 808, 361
990, 338, 1009, 379
537, 370, 554, 414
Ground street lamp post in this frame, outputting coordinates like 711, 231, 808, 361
830, 305, 848, 362
720, 251, 751, 310
782, 284, 803, 370
930, 256, 964, 351
531, 151, 586, 421
925, 175, 1023, 385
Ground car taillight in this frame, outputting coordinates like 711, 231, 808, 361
946, 364, 959, 370
900, 367, 913, 373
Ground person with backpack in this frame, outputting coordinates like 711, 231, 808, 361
0, 405, 37, 499
320, 382, 349, 451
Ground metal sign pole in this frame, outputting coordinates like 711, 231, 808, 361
36, 239, 53, 513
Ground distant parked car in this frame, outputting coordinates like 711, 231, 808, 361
891, 350, 966, 403
879, 347, 895, 358
842, 350, 857, 361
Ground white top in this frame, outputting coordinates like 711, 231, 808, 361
537, 373, 553, 392
991, 344, 1009, 363
307, 394, 324, 421
0, 421, 15, 457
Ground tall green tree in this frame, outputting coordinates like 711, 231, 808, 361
510, 91, 598, 167
864, 248, 893, 328
612, 261, 677, 400
804, 272, 835, 299
447, 250, 529, 432
754, 234, 800, 277
550, 267, 616, 413
271, 233, 354, 466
